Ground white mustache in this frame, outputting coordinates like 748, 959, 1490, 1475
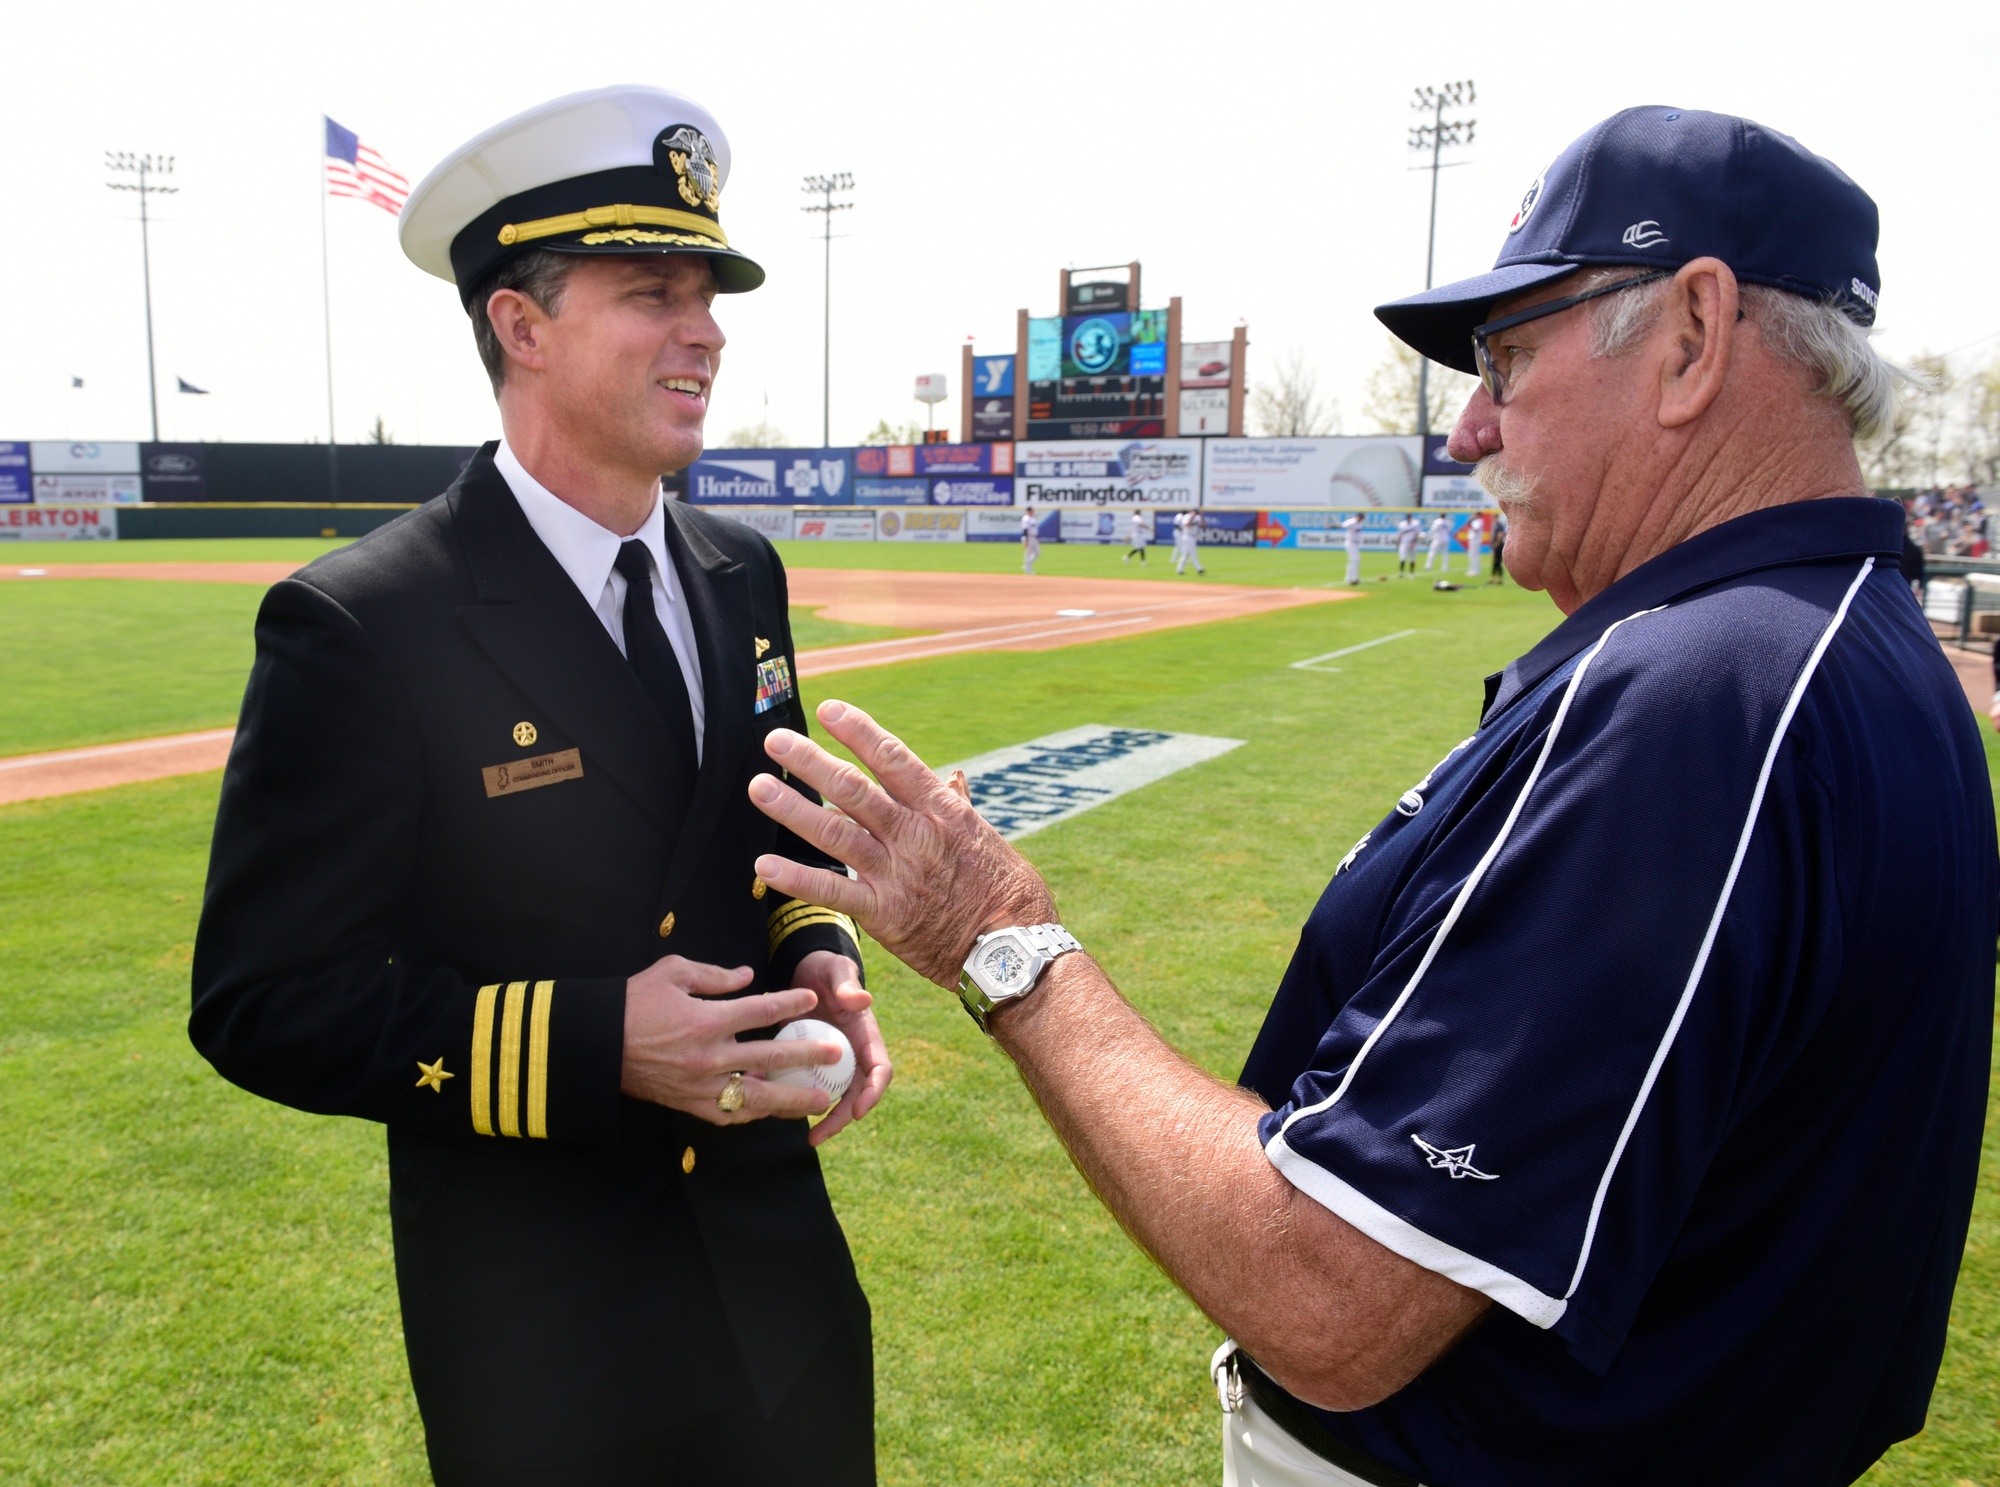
1476, 457, 1538, 509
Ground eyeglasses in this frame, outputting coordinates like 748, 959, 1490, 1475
1471, 270, 1671, 405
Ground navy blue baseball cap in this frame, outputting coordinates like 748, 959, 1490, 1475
1376, 106, 1881, 374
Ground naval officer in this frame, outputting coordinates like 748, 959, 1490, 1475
743, 107, 1994, 1483
191, 86, 886, 1485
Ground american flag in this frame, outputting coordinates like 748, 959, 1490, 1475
325, 117, 410, 216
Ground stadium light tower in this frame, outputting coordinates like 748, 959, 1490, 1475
1408, 82, 1476, 438
802, 172, 854, 447
105, 151, 178, 441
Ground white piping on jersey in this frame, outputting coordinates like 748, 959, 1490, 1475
1275, 604, 1666, 1144
1561, 556, 1876, 1300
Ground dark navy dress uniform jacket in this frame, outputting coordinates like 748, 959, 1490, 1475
1242, 498, 1996, 1485
189, 448, 869, 1469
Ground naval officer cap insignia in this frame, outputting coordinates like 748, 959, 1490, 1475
398, 84, 765, 306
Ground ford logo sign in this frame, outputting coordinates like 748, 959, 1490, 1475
148, 453, 198, 474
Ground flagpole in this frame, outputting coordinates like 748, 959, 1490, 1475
318, 115, 341, 502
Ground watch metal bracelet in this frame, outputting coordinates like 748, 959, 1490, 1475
1016, 923, 1082, 959
957, 922, 1082, 1033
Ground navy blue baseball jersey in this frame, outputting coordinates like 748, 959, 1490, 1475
1241, 498, 1995, 1485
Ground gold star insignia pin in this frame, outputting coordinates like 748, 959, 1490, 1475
754, 636, 771, 659
415, 1057, 455, 1092
513, 721, 538, 748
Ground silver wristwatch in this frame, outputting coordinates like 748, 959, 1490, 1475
956, 923, 1082, 1032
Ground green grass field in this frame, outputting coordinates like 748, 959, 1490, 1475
0, 541, 1992, 1484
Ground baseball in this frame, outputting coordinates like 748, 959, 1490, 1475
769, 1018, 856, 1106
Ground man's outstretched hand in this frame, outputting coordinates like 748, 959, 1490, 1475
747, 700, 1056, 989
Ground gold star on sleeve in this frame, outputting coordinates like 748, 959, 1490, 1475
415, 1057, 455, 1092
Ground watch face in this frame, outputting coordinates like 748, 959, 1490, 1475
979, 938, 1030, 992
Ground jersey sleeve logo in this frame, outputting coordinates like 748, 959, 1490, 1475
1413, 1134, 1499, 1180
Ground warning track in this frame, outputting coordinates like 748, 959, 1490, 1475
0, 564, 1353, 804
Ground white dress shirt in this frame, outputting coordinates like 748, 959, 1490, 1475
494, 439, 706, 762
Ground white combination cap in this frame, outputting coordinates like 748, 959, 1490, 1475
398, 84, 763, 303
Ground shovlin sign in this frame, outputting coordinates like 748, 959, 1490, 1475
688, 449, 853, 505
1151, 509, 1257, 546
1017, 440, 1201, 507
1203, 437, 1422, 509
0, 505, 119, 540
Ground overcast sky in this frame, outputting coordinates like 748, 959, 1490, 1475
5, 0, 1994, 452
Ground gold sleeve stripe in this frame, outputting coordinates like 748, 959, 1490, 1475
497, 203, 726, 248
766, 903, 857, 942
768, 905, 860, 957
470, 984, 499, 1137
526, 980, 554, 1140
497, 981, 528, 1139
767, 899, 853, 934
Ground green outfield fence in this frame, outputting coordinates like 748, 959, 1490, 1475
114, 503, 418, 539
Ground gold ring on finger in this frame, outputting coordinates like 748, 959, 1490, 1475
717, 1071, 747, 1113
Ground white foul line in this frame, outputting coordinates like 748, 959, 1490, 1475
1288, 630, 1422, 673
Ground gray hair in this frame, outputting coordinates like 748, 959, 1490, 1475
1579, 266, 1909, 442
468, 249, 579, 396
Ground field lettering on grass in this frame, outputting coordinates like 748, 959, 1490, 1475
1, 540, 1993, 1484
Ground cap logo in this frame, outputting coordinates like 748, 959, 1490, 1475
658, 125, 721, 213
1849, 277, 1879, 311
1507, 171, 1546, 234
1620, 220, 1668, 249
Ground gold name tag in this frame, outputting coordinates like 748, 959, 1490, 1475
482, 748, 584, 798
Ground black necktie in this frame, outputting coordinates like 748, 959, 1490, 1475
613, 540, 698, 770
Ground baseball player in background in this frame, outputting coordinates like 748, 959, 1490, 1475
1396, 514, 1422, 576
1123, 507, 1150, 564
1425, 512, 1450, 570
1174, 510, 1208, 576
1465, 511, 1485, 576
1022, 506, 1041, 575
1342, 512, 1364, 586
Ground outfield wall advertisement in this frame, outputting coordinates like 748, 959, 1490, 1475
0, 443, 30, 501
689, 438, 1485, 512
688, 449, 854, 505
1203, 437, 1423, 509
34, 474, 143, 504
876, 508, 967, 542
1258, 510, 1411, 550
1017, 439, 1201, 507
31, 441, 140, 475
0, 505, 118, 540
1421, 475, 1489, 509
966, 509, 1050, 542
793, 511, 877, 541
